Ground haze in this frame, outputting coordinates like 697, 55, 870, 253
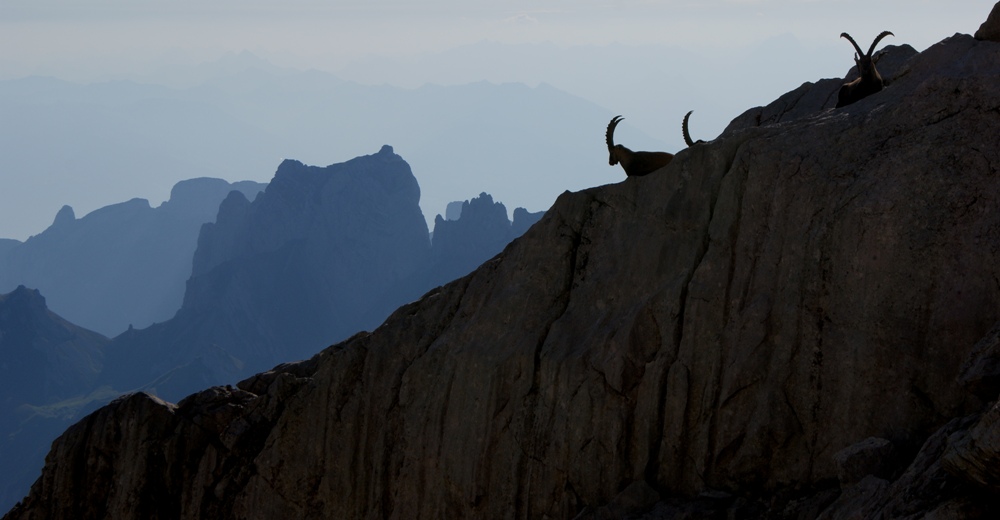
0, 0, 989, 240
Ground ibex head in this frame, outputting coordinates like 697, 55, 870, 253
606, 115, 625, 166
837, 31, 894, 108
842, 31, 893, 79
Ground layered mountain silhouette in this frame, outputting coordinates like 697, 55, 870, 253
427, 192, 543, 289
0, 72, 629, 244
100, 146, 542, 401
0, 146, 542, 512
0, 287, 111, 511
0, 178, 266, 337
8, 23, 1000, 519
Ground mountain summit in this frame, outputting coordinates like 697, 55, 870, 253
101, 145, 431, 398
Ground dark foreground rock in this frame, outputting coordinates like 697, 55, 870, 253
8, 28, 1000, 520
976, 2, 1000, 41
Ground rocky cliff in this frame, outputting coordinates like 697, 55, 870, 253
0, 151, 538, 513
100, 145, 432, 398
8, 29, 1000, 520
99, 148, 545, 404
426, 192, 545, 287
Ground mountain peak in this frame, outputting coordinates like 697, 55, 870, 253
51, 205, 75, 228
1, 285, 47, 313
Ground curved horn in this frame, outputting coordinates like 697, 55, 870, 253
682, 111, 695, 147
606, 115, 623, 151
840, 32, 864, 58
867, 31, 894, 57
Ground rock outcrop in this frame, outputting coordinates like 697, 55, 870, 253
0, 153, 539, 512
976, 2, 1000, 41
97, 154, 543, 406
8, 29, 1000, 520
100, 145, 432, 398
0, 178, 265, 337
0, 286, 108, 415
426, 192, 544, 287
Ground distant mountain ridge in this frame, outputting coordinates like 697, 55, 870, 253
100, 146, 544, 402
0, 286, 111, 512
427, 192, 543, 289
0, 178, 266, 337
0, 146, 546, 513
0, 71, 630, 243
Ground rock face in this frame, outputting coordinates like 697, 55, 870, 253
426, 192, 544, 287
0, 286, 110, 513
0, 286, 107, 415
97, 160, 543, 405
101, 145, 432, 398
0, 151, 539, 512
976, 2, 1000, 41
0, 178, 265, 337
8, 33, 1000, 520
445, 200, 464, 221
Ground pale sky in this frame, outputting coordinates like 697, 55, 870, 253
1, 1, 989, 79
0, 1, 993, 240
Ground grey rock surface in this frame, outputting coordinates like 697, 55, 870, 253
958, 321, 1000, 400
834, 437, 896, 485
976, 2, 1000, 41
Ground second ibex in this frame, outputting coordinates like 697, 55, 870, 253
682, 111, 704, 147
837, 31, 894, 108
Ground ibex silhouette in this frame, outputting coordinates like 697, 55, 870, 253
837, 31, 894, 108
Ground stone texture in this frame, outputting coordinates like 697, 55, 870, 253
943, 402, 1000, 491
8, 32, 1000, 520
573, 481, 660, 519
958, 321, 1000, 400
818, 416, 989, 519
833, 437, 896, 485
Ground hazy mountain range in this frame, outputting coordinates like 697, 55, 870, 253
0, 178, 266, 337
0, 54, 644, 242
0, 146, 542, 512
0, 286, 112, 513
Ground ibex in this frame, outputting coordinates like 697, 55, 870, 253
606, 115, 673, 177
836, 31, 894, 108
682, 110, 704, 147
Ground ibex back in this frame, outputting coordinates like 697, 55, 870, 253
605, 116, 674, 177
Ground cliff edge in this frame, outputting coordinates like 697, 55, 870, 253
7, 30, 1000, 520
